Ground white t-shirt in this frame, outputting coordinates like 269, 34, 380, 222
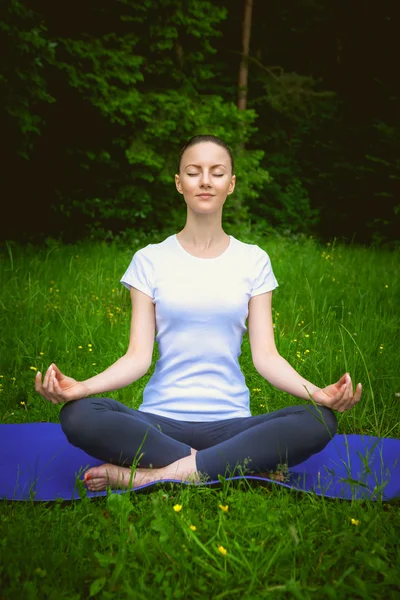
120, 234, 279, 422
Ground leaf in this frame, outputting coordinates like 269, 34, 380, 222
89, 577, 107, 597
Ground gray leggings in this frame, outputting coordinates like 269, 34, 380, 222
60, 398, 338, 481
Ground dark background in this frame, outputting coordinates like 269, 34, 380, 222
1, 0, 399, 246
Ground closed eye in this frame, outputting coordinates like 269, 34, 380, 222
187, 174, 224, 177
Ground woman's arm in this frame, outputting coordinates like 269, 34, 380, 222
36, 353, 149, 404
255, 354, 321, 400
81, 354, 149, 395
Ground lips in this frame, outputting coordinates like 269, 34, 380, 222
197, 194, 214, 198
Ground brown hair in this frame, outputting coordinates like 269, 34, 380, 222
177, 135, 234, 175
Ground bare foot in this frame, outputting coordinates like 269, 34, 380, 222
83, 464, 156, 492
84, 448, 199, 492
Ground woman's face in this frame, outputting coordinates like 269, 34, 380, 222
175, 142, 236, 211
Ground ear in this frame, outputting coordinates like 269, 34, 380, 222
175, 174, 183, 194
227, 174, 236, 195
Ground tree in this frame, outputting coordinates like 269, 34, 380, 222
237, 0, 253, 111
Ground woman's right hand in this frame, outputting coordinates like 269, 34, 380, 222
35, 363, 90, 405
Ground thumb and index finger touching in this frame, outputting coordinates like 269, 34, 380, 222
34, 363, 63, 387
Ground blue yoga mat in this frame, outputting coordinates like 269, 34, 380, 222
1, 423, 399, 502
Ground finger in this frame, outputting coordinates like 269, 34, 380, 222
53, 377, 64, 403
52, 364, 63, 378
335, 382, 350, 412
343, 378, 354, 402
342, 380, 355, 410
343, 380, 360, 412
48, 369, 55, 395
43, 364, 53, 390
35, 371, 42, 393
36, 370, 50, 401
351, 383, 362, 405
46, 370, 57, 404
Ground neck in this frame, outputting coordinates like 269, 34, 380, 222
177, 228, 228, 250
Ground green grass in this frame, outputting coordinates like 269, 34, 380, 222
1, 231, 399, 599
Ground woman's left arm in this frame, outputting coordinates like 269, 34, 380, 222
255, 355, 362, 413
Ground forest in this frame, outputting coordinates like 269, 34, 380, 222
1, 0, 399, 245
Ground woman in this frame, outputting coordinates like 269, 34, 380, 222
35, 135, 362, 492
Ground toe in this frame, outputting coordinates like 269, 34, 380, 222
84, 468, 96, 480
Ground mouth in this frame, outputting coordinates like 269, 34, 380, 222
197, 194, 214, 199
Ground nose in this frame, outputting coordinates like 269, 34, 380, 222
199, 171, 212, 187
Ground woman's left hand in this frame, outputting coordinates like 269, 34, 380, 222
311, 373, 362, 413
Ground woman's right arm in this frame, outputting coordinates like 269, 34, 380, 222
35, 354, 149, 404
81, 353, 150, 395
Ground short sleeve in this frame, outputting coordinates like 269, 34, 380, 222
120, 248, 154, 299
250, 246, 279, 297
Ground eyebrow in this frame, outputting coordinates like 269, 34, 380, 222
184, 164, 227, 169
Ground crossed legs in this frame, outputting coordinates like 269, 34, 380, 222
60, 398, 338, 491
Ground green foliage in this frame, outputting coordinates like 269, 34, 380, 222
50, 1, 270, 237
1, 0, 399, 244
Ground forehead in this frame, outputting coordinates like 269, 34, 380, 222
182, 142, 230, 167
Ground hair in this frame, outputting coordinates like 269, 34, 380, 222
177, 135, 234, 175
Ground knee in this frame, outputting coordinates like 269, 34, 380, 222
308, 405, 338, 441
319, 405, 338, 438
59, 398, 91, 443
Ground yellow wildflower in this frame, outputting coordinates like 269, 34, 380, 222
20, 401, 25, 405
88, 344, 92, 347
29, 366, 37, 371
385, 284, 388, 288
219, 505, 229, 513
189, 525, 196, 531
39, 352, 44, 356
351, 518, 359, 526
78, 346, 83, 349
173, 504, 182, 512
218, 545, 227, 556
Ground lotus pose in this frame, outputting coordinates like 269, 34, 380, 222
35, 134, 362, 492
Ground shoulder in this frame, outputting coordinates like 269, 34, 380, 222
233, 238, 273, 268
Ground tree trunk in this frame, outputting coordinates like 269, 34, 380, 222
237, 0, 253, 111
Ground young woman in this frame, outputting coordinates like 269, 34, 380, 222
35, 135, 362, 492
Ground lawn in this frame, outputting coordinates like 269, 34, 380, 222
0, 230, 399, 599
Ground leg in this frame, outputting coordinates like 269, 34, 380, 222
193, 404, 338, 481
60, 397, 194, 468
60, 397, 198, 489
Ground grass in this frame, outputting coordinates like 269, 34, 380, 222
0, 229, 399, 599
